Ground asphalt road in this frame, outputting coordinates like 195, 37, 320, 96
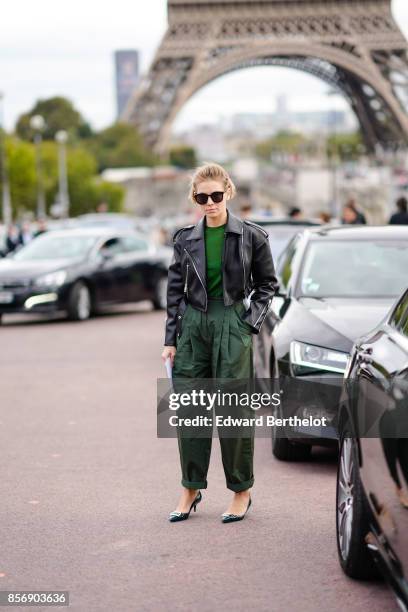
0, 304, 397, 612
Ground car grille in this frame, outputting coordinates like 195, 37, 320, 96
0, 279, 32, 289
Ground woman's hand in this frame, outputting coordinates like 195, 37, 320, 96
162, 345, 177, 365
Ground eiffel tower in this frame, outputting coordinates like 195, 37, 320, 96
122, 0, 408, 154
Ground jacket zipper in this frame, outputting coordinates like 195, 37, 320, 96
184, 262, 189, 298
241, 231, 246, 293
184, 247, 207, 310
254, 298, 271, 328
221, 231, 227, 301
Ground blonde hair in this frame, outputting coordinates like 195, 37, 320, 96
188, 162, 236, 204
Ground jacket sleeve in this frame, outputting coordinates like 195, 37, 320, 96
241, 231, 278, 334
164, 235, 184, 346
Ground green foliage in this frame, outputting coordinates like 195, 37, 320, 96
7, 99, 159, 219
255, 130, 307, 160
255, 129, 364, 162
6, 139, 36, 218
326, 132, 364, 161
62, 146, 98, 217
15, 96, 93, 142
86, 122, 159, 171
169, 145, 197, 169
0, 136, 124, 219
90, 181, 124, 213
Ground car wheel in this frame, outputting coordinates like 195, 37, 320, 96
336, 428, 379, 579
152, 276, 167, 310
271, 401, 312, 461
67, 281, 92, 321
272, 429, 312, 461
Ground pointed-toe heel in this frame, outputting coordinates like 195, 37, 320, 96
221, 496, 252, 523
168, 490, 202, 522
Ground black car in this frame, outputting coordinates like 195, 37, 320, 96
0, 228, 171, 323
336, 288, 408, 610
254, 225, 408, 460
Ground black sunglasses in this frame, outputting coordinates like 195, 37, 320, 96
193, 191, 225, 205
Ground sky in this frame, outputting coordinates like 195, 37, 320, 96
1, 0, 408, 133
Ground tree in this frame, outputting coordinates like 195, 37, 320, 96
6, 139, 36, 218
255, 130, 307, 161
65, 147, 124, 216
15, 97, 93, 142
326, 131, 364, 161
0, 137, 124, 219
169, 145, 197, 169
89, 181, 124, 213
86, 122, 158, 171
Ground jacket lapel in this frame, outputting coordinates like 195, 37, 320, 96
185, 216, 206, 287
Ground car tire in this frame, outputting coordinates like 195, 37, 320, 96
272, 431, 312, 461
152, 276, 167, 310
67, 281, 92, 321
336, 428, 379, 579
271, 398, 312, 461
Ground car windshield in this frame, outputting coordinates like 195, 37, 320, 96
264, 226, 305, 260
299, 240, 408, 298
13, 234, 98, 261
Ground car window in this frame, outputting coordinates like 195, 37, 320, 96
122, 235, 149, 252
298, 240, 408, 298
99, 237, 126, 256
277, 236, 299, 289
13, 234, 98, 260
265, 226, 302, 261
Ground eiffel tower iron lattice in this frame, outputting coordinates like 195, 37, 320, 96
122, 0, 408, 154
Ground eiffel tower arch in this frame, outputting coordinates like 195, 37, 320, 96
122, 0, 408, 155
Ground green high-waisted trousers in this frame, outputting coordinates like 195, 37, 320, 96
172, 297, 254, 492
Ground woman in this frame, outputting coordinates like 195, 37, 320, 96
161, 162, 277, 523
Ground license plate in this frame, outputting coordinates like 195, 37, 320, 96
0, 291, 14, 303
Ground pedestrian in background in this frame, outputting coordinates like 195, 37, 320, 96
34, 218, 48, 238
345, 197, 366, 224
288, 206, 303, 220
389, 197, 408, 225
239, 203, 253, 219
319, 211, 331, 224
18, 221, 33, 246
96, 201, 109, 213
341, 202, 361, 225
162, 162, 277, 524
5, 225, 20, 254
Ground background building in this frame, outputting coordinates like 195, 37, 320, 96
114, 50, 139, 119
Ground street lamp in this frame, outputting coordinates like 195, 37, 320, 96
30, 114, 46, 219
55, 130, 70, 218
0, 92, 12, 226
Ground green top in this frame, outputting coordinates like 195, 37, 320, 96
204, 223, 226, 297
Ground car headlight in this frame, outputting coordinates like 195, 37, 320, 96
35, 270, 67, 288
290, 340, 349, 374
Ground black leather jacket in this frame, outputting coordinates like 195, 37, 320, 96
164, 209, 278, 346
